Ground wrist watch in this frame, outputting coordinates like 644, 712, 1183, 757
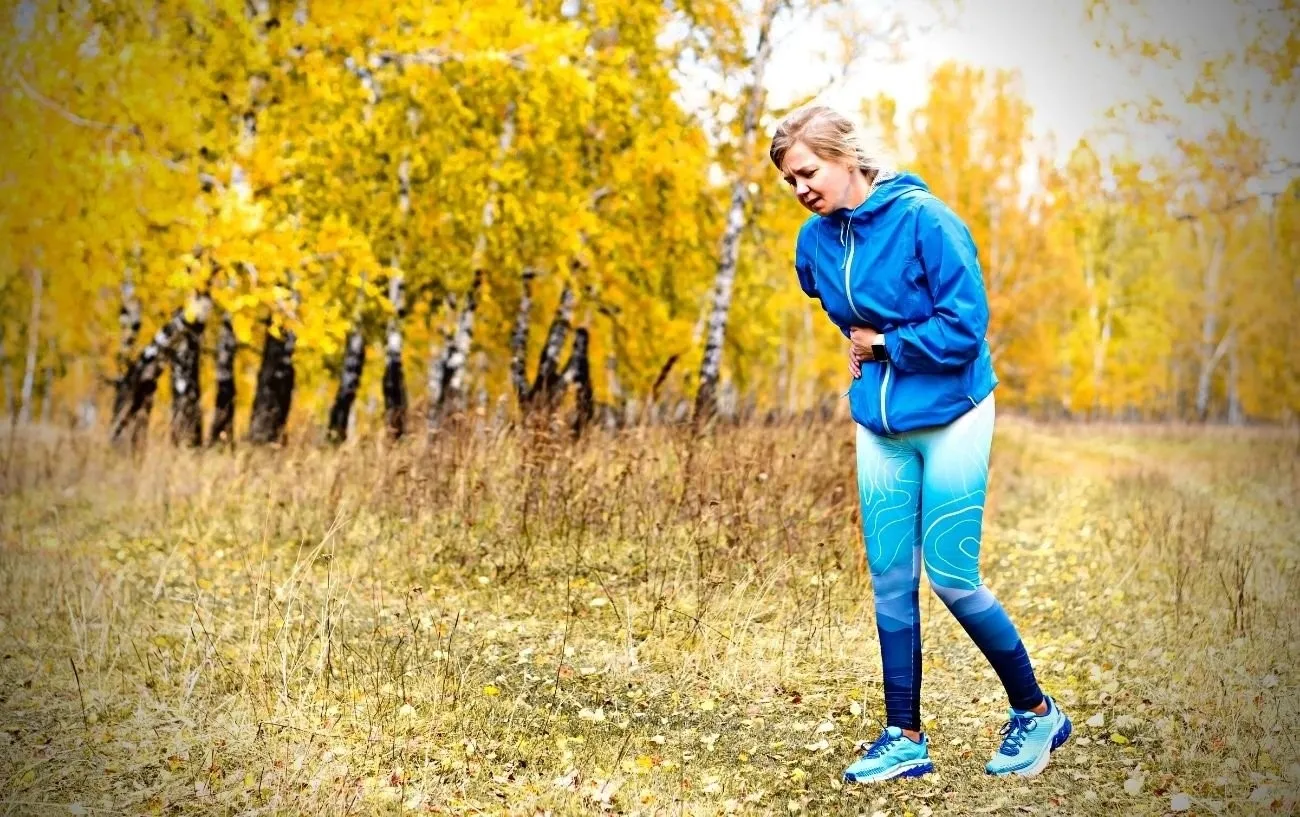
871, 336, 889, 362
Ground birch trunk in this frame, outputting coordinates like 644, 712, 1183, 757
563, 327, 593, 437
248, 324, 295, 445
327, 327, 366, 443
444, 271, 481, 418
113, 270, 142, 426
168, 306, 206, 447
694, 3, 775, 424
209, 314, 237, 445
18, 266, 42, 425
428, 104, 515, 428
384, 141, 412, 439
426, 293, 455, 419
529, 283, 575, 412
509, 268, 536, 408
383, 271, 408, 439
1194, 229, 1227, 421
110, 296, 212, 445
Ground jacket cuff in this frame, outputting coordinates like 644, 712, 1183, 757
882, 331, 904, 365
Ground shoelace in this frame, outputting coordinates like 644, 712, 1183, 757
997, 713, 1039, 755
857, 731, 904, 759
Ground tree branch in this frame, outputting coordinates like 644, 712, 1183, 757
11, 72, 128, 132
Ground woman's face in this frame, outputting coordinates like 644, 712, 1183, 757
780, 140, 856, 215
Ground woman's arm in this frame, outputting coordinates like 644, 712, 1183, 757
794, 221, 854, 341
880, 198, 988, 373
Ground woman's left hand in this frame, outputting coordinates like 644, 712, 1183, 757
849, 326, 880, 362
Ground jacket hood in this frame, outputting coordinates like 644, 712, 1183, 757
823, 171, 931, 222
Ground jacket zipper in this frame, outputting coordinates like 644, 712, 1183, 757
880, 362, 893, 434
842, 211, 867, 324
839, 207, 890, 432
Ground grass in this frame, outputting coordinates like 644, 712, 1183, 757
0, 415, 1297, 815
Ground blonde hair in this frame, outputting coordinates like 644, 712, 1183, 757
769, 104, 895, 179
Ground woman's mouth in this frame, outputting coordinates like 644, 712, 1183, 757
804, 195, 822, 209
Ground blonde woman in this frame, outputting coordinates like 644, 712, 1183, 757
770, 105, 1071, 783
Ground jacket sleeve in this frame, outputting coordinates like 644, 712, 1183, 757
794, 221, 819, 299
795, 221, 852, 339
882, 198, 988, 372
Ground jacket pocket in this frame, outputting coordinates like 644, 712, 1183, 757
885, 367, 974, 432
848, 366, 883, 433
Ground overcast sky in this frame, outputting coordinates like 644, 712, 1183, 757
758, 0, 1296, 189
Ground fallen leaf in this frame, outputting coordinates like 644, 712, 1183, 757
586, 777, 622, 806
1170, 793, 1190, 812
1086, 713, 1104, 728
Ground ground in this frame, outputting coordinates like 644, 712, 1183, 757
0, 416, 1297, 815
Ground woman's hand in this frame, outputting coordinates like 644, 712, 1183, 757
848, 326, 880, 378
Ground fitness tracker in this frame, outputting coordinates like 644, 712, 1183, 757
871, 337, 889, 362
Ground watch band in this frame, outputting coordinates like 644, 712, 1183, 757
871, 338, 889, 362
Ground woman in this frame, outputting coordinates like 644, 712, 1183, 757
769, 105, 1071, 783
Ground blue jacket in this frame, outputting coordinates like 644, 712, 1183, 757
794, 171, 998, 435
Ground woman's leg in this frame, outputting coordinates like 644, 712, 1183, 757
855, 423, 925, 731
913, 395, 1045, 712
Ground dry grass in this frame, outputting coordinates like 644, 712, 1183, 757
0, 415, 1297, 815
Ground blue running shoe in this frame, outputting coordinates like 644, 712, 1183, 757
843, 726, 934, 784
985, 695, 1072, 777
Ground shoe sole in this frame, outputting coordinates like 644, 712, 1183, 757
987, 715, 1072, 778
844, 759, 934, 784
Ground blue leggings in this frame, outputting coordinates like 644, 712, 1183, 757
856, 394, 1043, 731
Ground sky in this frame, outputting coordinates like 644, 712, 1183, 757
755, 0, 1297, 191
764, 0, 1124, 161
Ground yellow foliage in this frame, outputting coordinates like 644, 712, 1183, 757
2, 0, 1296, 427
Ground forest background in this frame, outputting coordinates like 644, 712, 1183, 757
1, 0, 1297, 442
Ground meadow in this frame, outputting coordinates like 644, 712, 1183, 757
1, 416, 1297, 815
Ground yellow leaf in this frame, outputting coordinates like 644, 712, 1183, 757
1110, 733, 1130, 745
482, 685, 500, 696
231, 313, 254, 345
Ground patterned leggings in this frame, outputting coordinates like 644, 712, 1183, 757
855, 393, 1044, 731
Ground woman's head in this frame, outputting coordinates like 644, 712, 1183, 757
769, 105, 891, 215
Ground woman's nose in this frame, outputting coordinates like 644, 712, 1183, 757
796, 180, 809, 196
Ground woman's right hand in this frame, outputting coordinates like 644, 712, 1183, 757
849, 341, 869, 378
848, 326, 878, 378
